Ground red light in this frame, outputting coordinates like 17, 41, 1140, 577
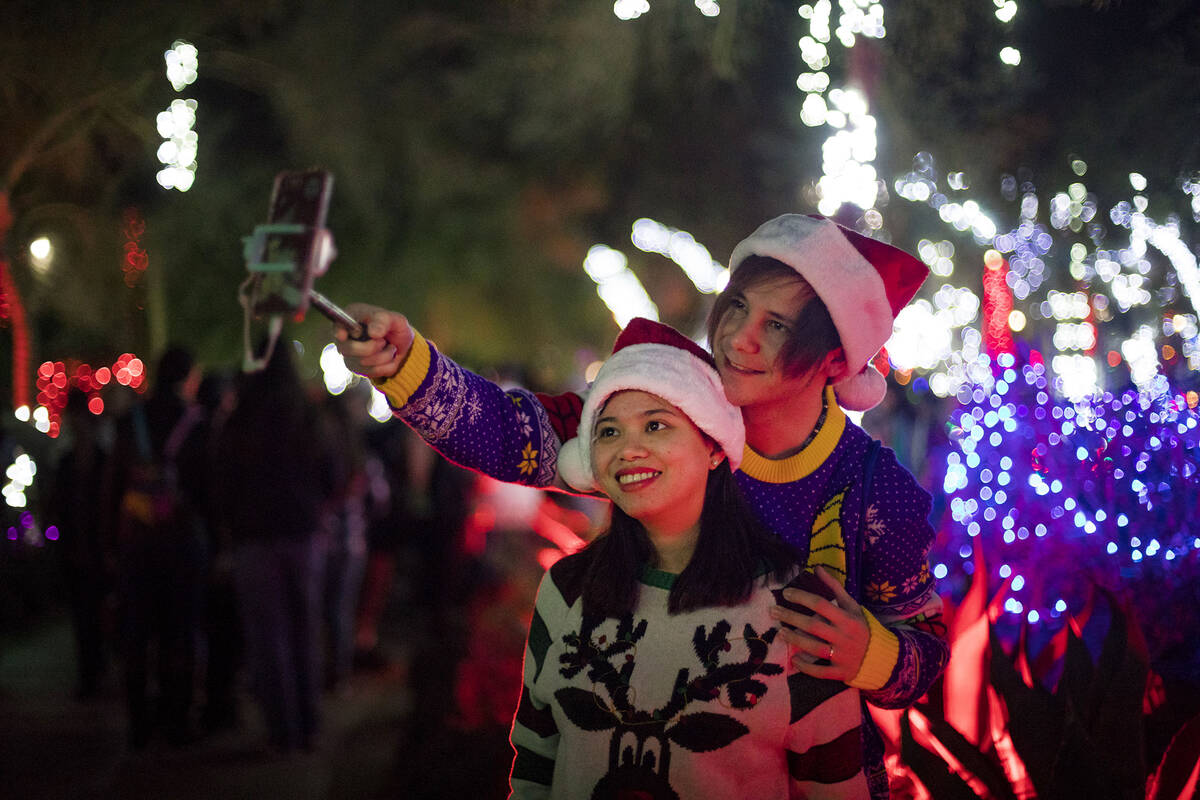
95, 367, 111, 385
88, 396, 104, 415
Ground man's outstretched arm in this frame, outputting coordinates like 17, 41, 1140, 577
334, 305, 580, 489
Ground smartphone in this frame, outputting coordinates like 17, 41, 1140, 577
247, 170, 334, 316
774, 569, 839, 620
774, 569, 839, 664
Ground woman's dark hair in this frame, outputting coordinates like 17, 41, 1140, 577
706, 255, 841, 378
579, 462, 798, 617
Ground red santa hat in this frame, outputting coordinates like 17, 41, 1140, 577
728, 214, 928, 411
556, 318, 745, 493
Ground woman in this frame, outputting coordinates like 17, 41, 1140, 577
509, 318, 872, 799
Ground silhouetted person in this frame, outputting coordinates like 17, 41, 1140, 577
195, 368, 242, 733
215, 344, 335, 753
108, 346, 208, 748
46, 388, 112, 699
319, 384, 370, 693
352, 418, 411, 671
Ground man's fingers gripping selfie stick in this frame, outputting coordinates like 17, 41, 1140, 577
240, 170, 368, 371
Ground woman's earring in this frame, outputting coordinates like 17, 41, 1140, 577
710, 456, 721, 468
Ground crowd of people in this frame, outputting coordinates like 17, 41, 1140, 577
38, 341, 557, 757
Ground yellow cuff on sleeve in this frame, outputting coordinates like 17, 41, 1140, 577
373, 331, 431, 409
848, 608, 900, 691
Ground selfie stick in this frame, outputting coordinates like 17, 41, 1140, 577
239, 171, 367, 371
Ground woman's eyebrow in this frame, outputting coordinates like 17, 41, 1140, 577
594, 407, 678, 426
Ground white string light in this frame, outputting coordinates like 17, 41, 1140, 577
583, 245, 658, 327
797, 2, 886, 218
157, 41, 198, 191
630, 218, 729, 294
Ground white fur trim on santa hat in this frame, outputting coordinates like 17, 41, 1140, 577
556, 341, 745, 493
729, 214, 891, 410
831, 363, 888, 412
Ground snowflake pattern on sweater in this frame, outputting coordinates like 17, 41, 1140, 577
378, 334, 560, 487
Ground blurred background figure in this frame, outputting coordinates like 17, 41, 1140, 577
45, 387, 114, 700
214, 343, 335, 754
107, 345, 208, 748
194, 368, 242, 735
351, 417, 413, 674
319, 383, 371, 694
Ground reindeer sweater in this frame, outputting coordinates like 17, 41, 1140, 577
511, 553, 871, 799
378, 334, 949, 796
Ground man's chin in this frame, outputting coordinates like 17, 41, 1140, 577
719, 381, 753, 408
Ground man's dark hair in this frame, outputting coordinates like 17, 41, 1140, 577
706, 255, 841, 378
578, 462, 797, 616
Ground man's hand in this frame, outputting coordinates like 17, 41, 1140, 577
332, 304, 415, 379
770, 566, 871, 682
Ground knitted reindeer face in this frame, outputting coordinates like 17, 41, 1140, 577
555, 612, 783, 797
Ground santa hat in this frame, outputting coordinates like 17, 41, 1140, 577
557, 318, 745, 493
728, 214, 928, 411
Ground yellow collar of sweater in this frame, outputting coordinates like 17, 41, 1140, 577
738, 386, 845, 483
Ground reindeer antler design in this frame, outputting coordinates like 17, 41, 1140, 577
554, 612, 787, 795
558, 613, 783, 728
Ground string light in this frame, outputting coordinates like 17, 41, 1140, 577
613, 0, 719, 19
121, 208, 149, 287
318, 342, 393, 423
630, 218, 728, 294
613, 0, 649, 20
0, 261, 32, 410
32, 355, 141, 438
583, 244, 658, 327
164, 40, 198, 91
896, 150, 1198, 408
796, 2, 887, 218
935, 349, 1200, 627
156, 41, 198, 191
3, 453, 36, 509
